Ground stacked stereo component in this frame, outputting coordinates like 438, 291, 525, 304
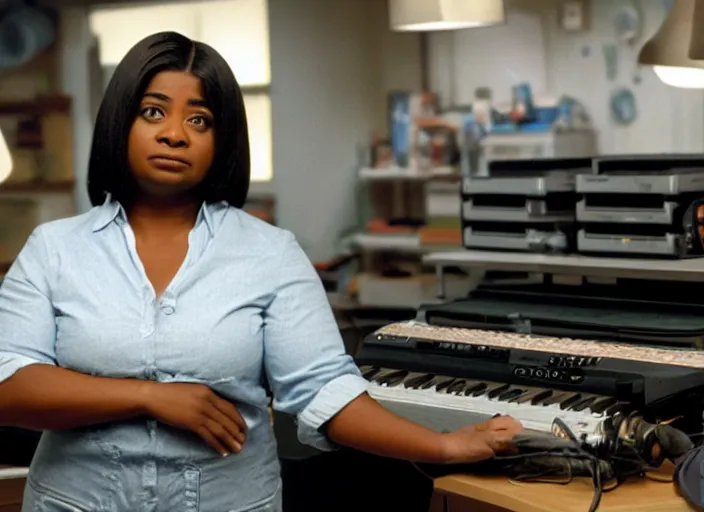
461, 158, 591, 253
577, 155, 704, 258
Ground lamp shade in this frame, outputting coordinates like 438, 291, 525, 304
389, 0, 505, 32
0, 129, 12, 185
638, 0, 704, 89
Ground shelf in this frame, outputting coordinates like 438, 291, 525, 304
359, 166, 458, 181
423, 250, 704, 282
355, 232, 420, 251
0, 180, 74, 194
0, 96, 71, 117
354, 233, 464, 254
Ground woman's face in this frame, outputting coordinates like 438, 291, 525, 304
127, 70, 215, 199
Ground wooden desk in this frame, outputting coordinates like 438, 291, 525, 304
433, 472, 694, 512
0, 468, 27, 512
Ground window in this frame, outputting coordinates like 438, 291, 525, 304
89, 0, 273, 182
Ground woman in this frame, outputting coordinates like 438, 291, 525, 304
0, 32, 522, 511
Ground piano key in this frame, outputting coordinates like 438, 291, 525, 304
604, 401, 629, 417
570, 396, 598, 412
446, 380, 469, 394
361, 366, 380, 380
589, 397, 617, 415
530, 389, 553, 405
510, 388, 547, 404
369, 368, 398, 382
541, 391, 570, 406
403, 373, 435, 389
487, 383, 511, 399
464, 382, 487, 396
433, 376, 457, 391
559, 394, 582, 410
377, 370, 408, 386
497, 387, 524, 402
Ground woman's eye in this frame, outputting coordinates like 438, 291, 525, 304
190, 115, 213, 128
141, 107, 163, 120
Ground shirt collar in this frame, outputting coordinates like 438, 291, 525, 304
91, 196, 227, 237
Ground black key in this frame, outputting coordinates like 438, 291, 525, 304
487, 383, 511, 399
404, 373, 435, 389
435, 377, 457, 392
446, 380, 468, 394
605, 401, 628, 417
421, 375, 447, 390
570, 396, 596, 412
559, 394, 582, 410
508, 389, 539, 404
361, 366, 380, 380
378, 370, 408, 387
530, 389, 553, 405
461, 380, 485, 395
590, 397, 617, 415
542, 391, 569, 406
498, 388, 524, 402
465, 382, 487, 396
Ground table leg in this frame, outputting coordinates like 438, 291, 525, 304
435, 265, 446, 299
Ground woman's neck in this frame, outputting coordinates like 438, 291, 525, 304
127, 195, 200, 234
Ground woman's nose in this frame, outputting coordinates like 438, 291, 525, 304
156, 119, 189, 148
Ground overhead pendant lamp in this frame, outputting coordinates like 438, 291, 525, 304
389, 0, 505, 32
637, 0, 704, 89
0, 129, 12, 185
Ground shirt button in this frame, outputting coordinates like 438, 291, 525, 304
162, 306, 175, 315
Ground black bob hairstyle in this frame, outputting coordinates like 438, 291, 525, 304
87, 31, 250, 208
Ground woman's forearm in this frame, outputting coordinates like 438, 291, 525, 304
0, 364, 150, 430
324, 393, 451, 464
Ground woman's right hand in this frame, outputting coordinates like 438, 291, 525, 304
139, 382, 247, 457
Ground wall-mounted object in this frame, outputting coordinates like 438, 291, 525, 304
638, 0, 704, 89
613, 2, 642, 44
559, 0, 589, 32
610, 88, 637, 125
389, 0, 505, 32
0, 4, 56, 71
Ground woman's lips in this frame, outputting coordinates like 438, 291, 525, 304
149, 156, 190, 171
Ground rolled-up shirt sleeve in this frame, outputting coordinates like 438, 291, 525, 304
0, 227, 57, 383
262, 231, 368, 450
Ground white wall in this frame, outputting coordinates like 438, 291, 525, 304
428, 0, 704, 155
58, 7, 95, 215
268, 0, 421, 260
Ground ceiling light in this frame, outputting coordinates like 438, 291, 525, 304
389, 0, 505, 32
638, 0, 704, 89
0, 129, 12, 185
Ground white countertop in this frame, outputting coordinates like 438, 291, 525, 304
423, 250, 704, 282
0, 467, 28, 480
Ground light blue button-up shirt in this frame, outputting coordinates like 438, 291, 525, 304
0, 199, 368, 512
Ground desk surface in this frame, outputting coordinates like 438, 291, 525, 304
434, 472, 693, 512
